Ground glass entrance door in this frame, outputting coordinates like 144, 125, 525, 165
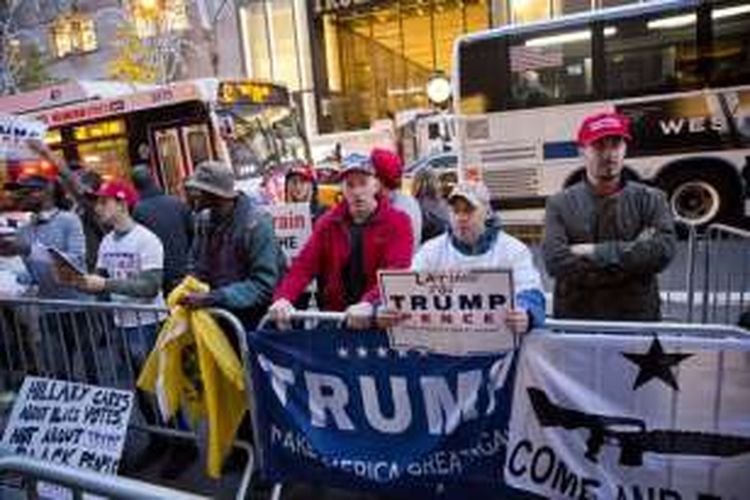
152, 123, 214, 196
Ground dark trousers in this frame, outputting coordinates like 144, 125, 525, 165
39, 311, 99, 383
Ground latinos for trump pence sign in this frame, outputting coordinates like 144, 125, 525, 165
379, 269, 515, 355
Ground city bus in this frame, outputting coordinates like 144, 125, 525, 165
0, 78, 307, 195
455, 0, 750, 226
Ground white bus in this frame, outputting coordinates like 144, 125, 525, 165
455, 0, 750, 226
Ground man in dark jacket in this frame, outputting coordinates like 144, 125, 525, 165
131, 165, 192, 295
543, 112, 676, 321
269, 153, 413, 329
180, 161, 283, 329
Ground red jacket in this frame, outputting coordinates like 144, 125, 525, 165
273, 198, 413, 311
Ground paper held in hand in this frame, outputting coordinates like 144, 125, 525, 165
379, 268, 516, 355
48, 246, 85, 285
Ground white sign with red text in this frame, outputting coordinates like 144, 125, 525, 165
379, 268, 516, 355
268, 203, 313, 261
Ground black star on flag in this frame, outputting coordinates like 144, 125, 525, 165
621, 336, 693, 391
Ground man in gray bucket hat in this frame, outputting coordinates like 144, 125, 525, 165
181, 161, 284, 329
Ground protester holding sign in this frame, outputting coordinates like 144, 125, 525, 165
270, 153, 413, 329
70, 180, 167, 422
542, 112, 676, 320
284, 160, 325, 220
382, 181, 545, 335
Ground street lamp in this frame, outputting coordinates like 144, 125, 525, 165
426, 72, 452, 107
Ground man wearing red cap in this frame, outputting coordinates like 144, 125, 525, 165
543, 111, 676, 321
76, 178, 166, 356
72, 178, 173, 460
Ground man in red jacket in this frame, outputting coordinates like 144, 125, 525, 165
269, 152, 413, 329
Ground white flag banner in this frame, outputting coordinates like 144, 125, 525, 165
505, 332, 750, 500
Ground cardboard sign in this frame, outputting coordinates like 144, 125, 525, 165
268, 203, 313, 261
1, 377, 134, 476
380, 269, 515, 355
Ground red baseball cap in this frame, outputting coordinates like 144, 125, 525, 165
371, 148, 403, 190
577, 112, 631, 146
285, 162, 316, 183
94, 179, 139, 209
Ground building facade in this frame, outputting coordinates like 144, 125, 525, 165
238, 0, 653, 138
5, 0, 243, 89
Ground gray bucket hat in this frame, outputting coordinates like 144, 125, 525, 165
185, 161, 237, 199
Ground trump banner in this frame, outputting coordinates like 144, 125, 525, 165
505, 331, 750, 500
247, 326, 522, 496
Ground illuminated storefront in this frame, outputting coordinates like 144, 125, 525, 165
238, 0, 647, 135
311, 0, 491, 132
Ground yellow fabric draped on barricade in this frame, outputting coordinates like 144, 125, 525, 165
137, 276, 247, 478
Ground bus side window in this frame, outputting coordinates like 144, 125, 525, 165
709, 1, 750, 87
603, 10, 699, 98
508, 30, 593, 109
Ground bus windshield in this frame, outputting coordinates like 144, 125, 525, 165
215, 81, 307, 180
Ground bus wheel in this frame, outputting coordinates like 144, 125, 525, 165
666, 176, 724, 227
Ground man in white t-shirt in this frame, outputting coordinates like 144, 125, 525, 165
81, 179, 201, 474
77, 180, 166, 330
75, 179, 165, 388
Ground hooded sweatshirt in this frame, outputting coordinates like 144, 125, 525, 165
412, 217, 546, 329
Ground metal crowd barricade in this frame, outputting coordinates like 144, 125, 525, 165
248, 311, 348, 500
545, 318, 750, 337
699, 223, 750, 325
0, 297, 253, 499
659, 221, 700, 323
0, 446, 205, 499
